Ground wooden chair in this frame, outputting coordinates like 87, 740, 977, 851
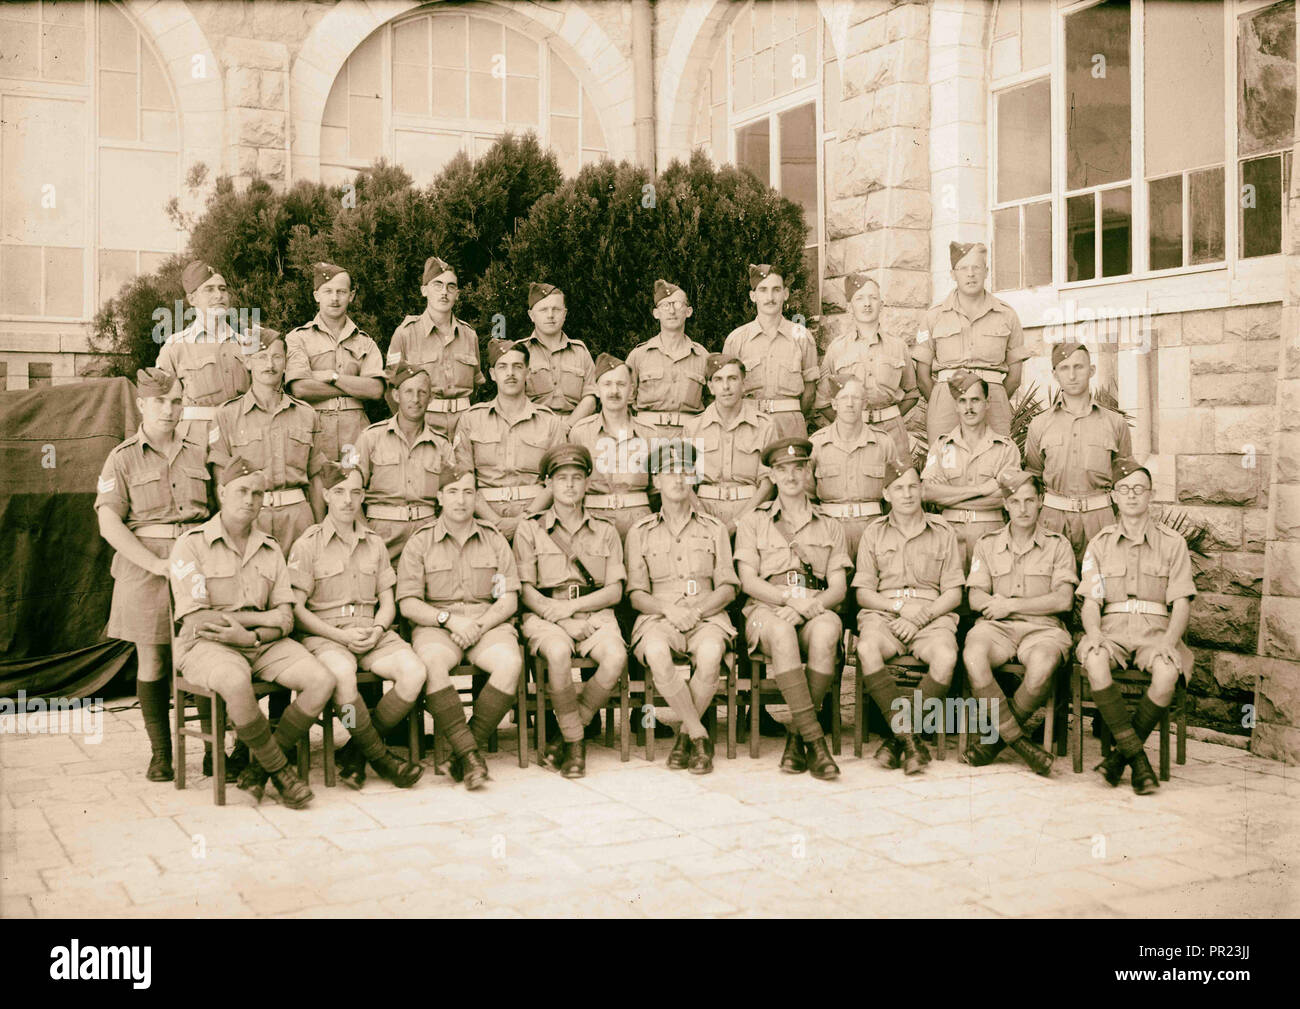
639, 652, 740, 761
743, 646, 842, 760
1071, 665, 1188, 780
526, 654, 632, 765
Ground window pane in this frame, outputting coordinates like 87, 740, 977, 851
753, 48, 774, 104
996, 80, 1051, 202
394, 130, 465, 187
348, 32, 382, 95
469, 71, 501, 120
469, 18, 501, 73
772, 1, 797, 43
733, 56, 753, 111
1145, 0, 1224, 178
796, 28, 817, 82
736, 118, 770, 185
582, 91, 604, 149
97, 2, 136, 72
140, 251, 169, 276
823, 57, 839, 133
433, 16, 466, 68
1067, 193, 1096, 282
752, 0, 771, 52
99, 70, 138, 140
711, 101, 726, 155
1190, 166, 1225, 264
394, 61, 429, 116
142, 109, 177, 147
507, 76, 537, 125
141, 47, 172, 109
28, 362, 52, 387
99, 248, 136, 303
2, 94, 86, 246
322, 72, 348, 127
1237, 0, 1296, 156
995, 0, 1020, 38
349, 94, 382, 159
100, 149, 178, 250
779, 103, 817, 242
1101, 186, 1131, 277
733, 4, 752, 58
1065, 0, 1130, 190
1, 244, 42, 314
1024, 200, 1052, 287
774, 37, 795, 96
550, 56, 578, 115
41, 23, 83, 82
1148, 174, 1182, 270
45, 246, 82, 317
1241, 154, 1282, 258
1021, 0, 1051, 70
0, 21, 39, 78
433, 68, 467, 117
321, 126, 347, 162
992, 207, 1020, 291
550, 115, 578, 175
394, 19, 426, 65
505, 28, 538, 77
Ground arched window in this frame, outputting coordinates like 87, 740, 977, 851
0, 0, 182, 319
320, 10, 608, 185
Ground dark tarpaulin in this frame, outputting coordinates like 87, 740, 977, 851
1, 377, 142, 700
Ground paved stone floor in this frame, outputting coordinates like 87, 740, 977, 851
1, 704, 1296, 918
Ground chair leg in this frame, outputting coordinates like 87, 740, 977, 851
831, 673, 842, 756
726, 659, 737, 760
749, 662, 761, 760
1071, 666, 1083, 774
321, 703, 335, 788
516, 672, 529, 769
408, 703, 421, 762
213, 694, 227, 807
1159, 710, 1171, 782
1176, 678, 1187, 766
536, 659, 548, 768
620, 669, 631, 763
1042, 676, 1055, 756
173, 683, 186, 792
854, 668, 864, 758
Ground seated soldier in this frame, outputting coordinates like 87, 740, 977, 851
1077, 458, 1196, 795
627, 441, 739, 775
853, 461, 964, 774
168, 458, 335, 809
397, 466, 524, 790
961, 472, 1074, 776
514, 445, 628, 779
735, 438, 851, 781
287, 462, 425, 790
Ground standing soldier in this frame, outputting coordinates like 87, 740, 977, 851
453, 340, 567, 542
385, 255, 482, 439
1025, 342, 1133, 563
913, 242, 1028, 447
722, 264, 818, 439
287, 463, 426, 790
921, 372, 1021, 570
354, 364, 454, 562
209, 329, 325, 553
682, 354, 777, 535
1076, 458, 1195, 795
853, 461, 964, 774
397, 466, 524, 790
809, 376, 900, 556
519, 282, 598, 427
95, 368, 210, 781
627, 443, 739, 774
569, 354, 656, 538
735, 438, 851, 781
284, 262, 386, 463
514, 445, 628, 779
816, 272, 918, 462
627, 280, 710, 443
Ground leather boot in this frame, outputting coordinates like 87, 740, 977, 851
269, 765, 313, 809
1009, 735, 1054, 777
1129, 750, 1159, 795
561, 739, 587, 779
874, 736, 903, 769
805, 737, 840, 781
900, 734, 931, 775
203, 747, 245, 783
541, 737, 566, 771
687, 735, 714, 775
146, 752, 174, 782
335, 740, 366, 790
666, 731, 692, 770
369, 750, 424, 788
964, 737, 1002, 766
779, 730, 807, 774
237, 761, 270, 802
1095, 747, 1127, 786
451, 748, 490, 790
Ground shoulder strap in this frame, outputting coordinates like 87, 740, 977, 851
544, 522, 596, 587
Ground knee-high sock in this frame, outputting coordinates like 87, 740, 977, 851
918, 673, 948, 707
862, 669, 905, 737
689, 667, 720, 717
807, 668, 835, 723
372, 689, 416, 737
235, 715, 287, 772
425, 688, 476, 756
470, 685, 516, 749
549, 679, 584, 742
774, 667, 822, 742
345, 699, 388, 763
1092, 683, 1142, 759
973, 680, 1020, 744
138, 678, 172, 756
577, 665, 620, 724
1013, 679, 1052, 717
272, 701, 317, 754
653, 663, 707, 740
1132, 693, 1168, 744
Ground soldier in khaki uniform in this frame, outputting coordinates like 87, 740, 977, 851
519, 282, 598, 426
921, 371, 1022, 570
810, 376, 900, 555
168, 458, 334, 809
816, 272, 918, 461
736, 438, 851, 781
722, 264, 819, 439
962, 472, 1074, 776
385, 255, 483, 439
569, 353, 656, 539
95, 368, 210, 781
914, 242, 1029, 447
627, 280, 710, 442
627, 442, 739, 775
284, 262, 386, 463
210, 329, 325, 553
354, 364, 454, 561
682, 354, 777, 534
854, 461, 965, 774
287, 463, 425, 790
453, 340, 567, 541
1025, 342, 1133, 563
1077, 458, 1196, 795
397, 466, 523, 790
514, 445, 628, 779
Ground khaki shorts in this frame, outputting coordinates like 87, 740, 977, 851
300, 627, 413, 675
106, 536, 173, 645
631, 613, 734, 665
1076, 613, 1192, 675
966, 618, 1071, 666
856, 611, 959, 665
521, 608, 625, 658
177, 637, 320, 689
744, 605, 842, 657
411, 621, 519, 668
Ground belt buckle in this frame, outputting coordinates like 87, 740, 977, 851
900, 588, 914, 599
786, 571, 802, 587
567, 584, 581, 600
341, 603, 357, 617
685, 578, 698, 597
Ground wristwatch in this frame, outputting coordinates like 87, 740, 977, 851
436, 609, 450, 626
330, 370, 340, 384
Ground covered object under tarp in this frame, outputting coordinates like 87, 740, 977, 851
1, 377, 141, 700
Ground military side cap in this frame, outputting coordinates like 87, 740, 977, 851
949, 241, 988, 269
243, 325, 283, 355
1111, 456, 1151, 485
946, 368, 985, 398
593, 352, 626, 382
762, 437, 813, 467
528, 281, 562, 307
844, 270, 876, 301
882, 458, 916, 489
488, 338, 527, 367
540, 443, 593, 479
312, 262, 348, 291
650, 438, 696, 474
998, 469, 1037, 497
442, 463, 475, 487
705, 352, 745, 379
219, 456, 264, 488
387, 362, 427, 390
653, 279, 683, 305
318, 460, 358, 490
182, 260, 218, 296
1051, 341, 1090, 368
747, 264, 779, 289
136, 367, 177, 398
422, 256, 454, 284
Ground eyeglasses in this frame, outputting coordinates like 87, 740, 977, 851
1113, 485, 1150, 497
427, 281, 458, 293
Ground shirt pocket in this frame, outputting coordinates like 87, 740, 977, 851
987, 552, 1014, 594
557, 360, 585, 402
1139, 551, 1170, 604
814, 461, 844, 499
859, 462, 886, 497
972, 320, 1012, 365
371, 441, 403, 492
646, 541, 675, 583
424, 556, 458, 602
731, 428, 763, 482
285, 427, 313, 478
1023, 553, 1054, 596
357, 554, 380, 604
773, 343, 806, 396
202, 554, 242, 609
127, 470, 169, 515
872, 352, 904, 396
517, 429, 553, 479
635, 360, 667, 405
177, 466, 210, 511
1084, 432, 1120, 483
468, 428, 503, 470
799, 542, 832, 580
527, 365, 556, 398
181, 354, 225, 402
468, 556, 498, 600
1099, 556, 1129, 604
311, 556, 351, 607
417, 450, 445, 500
686, 535, 716, 579
449, 352, 478, 393
931, 319, 965, 367
680, 370, 706, 411
536, 547, 571, 588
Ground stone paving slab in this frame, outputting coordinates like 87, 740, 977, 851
1, 708, 1297, 918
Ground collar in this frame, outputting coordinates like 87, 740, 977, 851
656, 500, 706, 529
767, 495, 816, 533
420, 309, 465, 342
238, 387, 294, 417
541, 507, 594, 534
947, 424, 997, 455
1115, 517, 1158, 547
739, 316, 797, 341
170, 316, 239, 345
384, 414, 443, 448
308, 312, 359, 343
322, 513, 363, 549
430, 515, 486, 544
645, 331, 706, 359
524, 329, 574, 352
829, 421, 885, 452
702, 400, 759, 432
847, 326, 882, 347
488, 395, 542, 424
137, 425, 185, 461
991, 523, 1050, 557
940, 288, 997, 322
1050, 392, 1103, 417
204, 514, 272, 557
884, 509, 933, 539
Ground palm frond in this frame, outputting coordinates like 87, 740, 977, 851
1158, 507, 1212, 558
1009, 381, 1046, 461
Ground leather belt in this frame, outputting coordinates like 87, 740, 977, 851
481, 485, 542, 502
585, 492, 650, 509
134, 522, 201, 538
884, 587, 939, 600
936, 368, 1005, 385
550, 584, 597, 600
181, 405, 217, 420
819, 501, 882, 519
262, 487, 307, 507
770, 571, 826, 590
657, 578, 707, 598
752, 397, 802, 413
635, 410, 694, 427
866, 405, 901, 423
1104, 599, 1168, 617
365, 502, 436, 521
427, 397, 470, 414
942, 508, 1004, 523
1044, 491, 1112, 513
315, 397, 363, 412
311, 602, 376, 619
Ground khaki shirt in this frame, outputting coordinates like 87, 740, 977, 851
287, 516, 396, 619
1025, 396, 1133, 495
810, 423, 899, 503
922, 427, 1021, 511
852, 513, 965, 596
1077, 520, 1197, 608
682, 401, 776, 488
95, 426, 210, 530
815, 329, 917, 412
514, 509, 626, 592
385, 311, 483, 399
913, 290, 1028, 375
568, 413, 655, 495
626, 506, 739, 599
627, 333, 710, 415
395, 517, 520, 608
156, 318, 251, 408
354, 417, 453, 507
722, 318, 819, 401
284, 314, 384, 411
519, 331, 596, 413
452, 397, 567, 489
734, 498, 852, 592
210, 390, 325, 490
967, 525, 1077, 629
